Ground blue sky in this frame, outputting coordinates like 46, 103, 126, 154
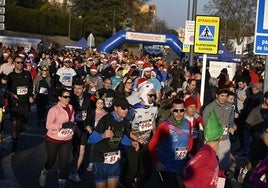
149, 0, 209, 29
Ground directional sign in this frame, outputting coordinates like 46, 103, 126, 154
194, 16, 220, 54
254, 0, 268, 54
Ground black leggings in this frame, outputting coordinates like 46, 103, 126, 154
44, 139, 72, 179
36, 94, 48, 121
125, 144, 152, 184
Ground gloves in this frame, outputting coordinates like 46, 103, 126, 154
62, 122, 82, 137
62, 122, 76, 129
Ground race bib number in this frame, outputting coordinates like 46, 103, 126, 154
58, 128, 74, 138
90, 87, 96, 92
39, 87, 48, 95
74, 110, 87, 121
17, 86, 28, 95
104, 151, 121, 164
175, 147, 188, 160
138, 122, 153, 132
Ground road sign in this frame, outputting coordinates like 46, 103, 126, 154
254, 0, 268, 55
194, 15, 220, 54
184, 20, 195, 45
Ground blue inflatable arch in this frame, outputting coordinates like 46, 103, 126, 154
98, 30, 183, 56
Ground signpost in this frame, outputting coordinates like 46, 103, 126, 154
254, 0, 268, 92
194, 15, 220, 106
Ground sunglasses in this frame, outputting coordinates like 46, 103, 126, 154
120, 106, 129, 110
172, 108, 185, 113
147, 94, 156, 98
62, 95, 70, 99
42, 69, 48, 72
16, 61, 24, 64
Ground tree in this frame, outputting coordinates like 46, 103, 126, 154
204, 0, 257, 45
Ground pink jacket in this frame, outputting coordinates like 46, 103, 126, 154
46, 102, 74, 141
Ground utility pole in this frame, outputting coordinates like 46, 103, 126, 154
68, 6, 71, 38
189, 0, 197, 66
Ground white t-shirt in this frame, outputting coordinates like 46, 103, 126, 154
56, 67, 77, 87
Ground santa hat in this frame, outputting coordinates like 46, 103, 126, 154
90, 65, 98, 72
115, 65, 123, 72
138, 82, 155, 106
3, 49, 9, 56
184, 96, 197, 108
142, 62, 153, 71
136, 77, 148, 89
102, 56, 108, 62
130, 62, 137, 68
137, 60, 144, 65
110, 60, 117, 65
87, 57, 94, 61
19, 51, 26, 58
63, 56, 71, 62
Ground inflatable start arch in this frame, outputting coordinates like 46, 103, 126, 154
98, 30, 183, 56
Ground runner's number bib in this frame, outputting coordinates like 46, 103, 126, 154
175, 147, 188, 160
58, 128, 74, 138
17, 86, 28, 95
104, 151, 121, 164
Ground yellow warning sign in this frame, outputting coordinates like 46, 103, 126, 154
194, 16, 220, 54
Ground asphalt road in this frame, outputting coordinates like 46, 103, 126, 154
0, 104, 253, 188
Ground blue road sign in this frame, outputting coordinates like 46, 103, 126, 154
198, 25, 215, 41
254, 0, 268, 54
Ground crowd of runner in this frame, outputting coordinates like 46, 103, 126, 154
0, 44, 267, 188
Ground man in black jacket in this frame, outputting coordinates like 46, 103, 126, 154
8, 55, 34, 152
69, 79, 92, 182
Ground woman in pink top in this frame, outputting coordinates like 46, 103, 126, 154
39, 88, 75, 188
